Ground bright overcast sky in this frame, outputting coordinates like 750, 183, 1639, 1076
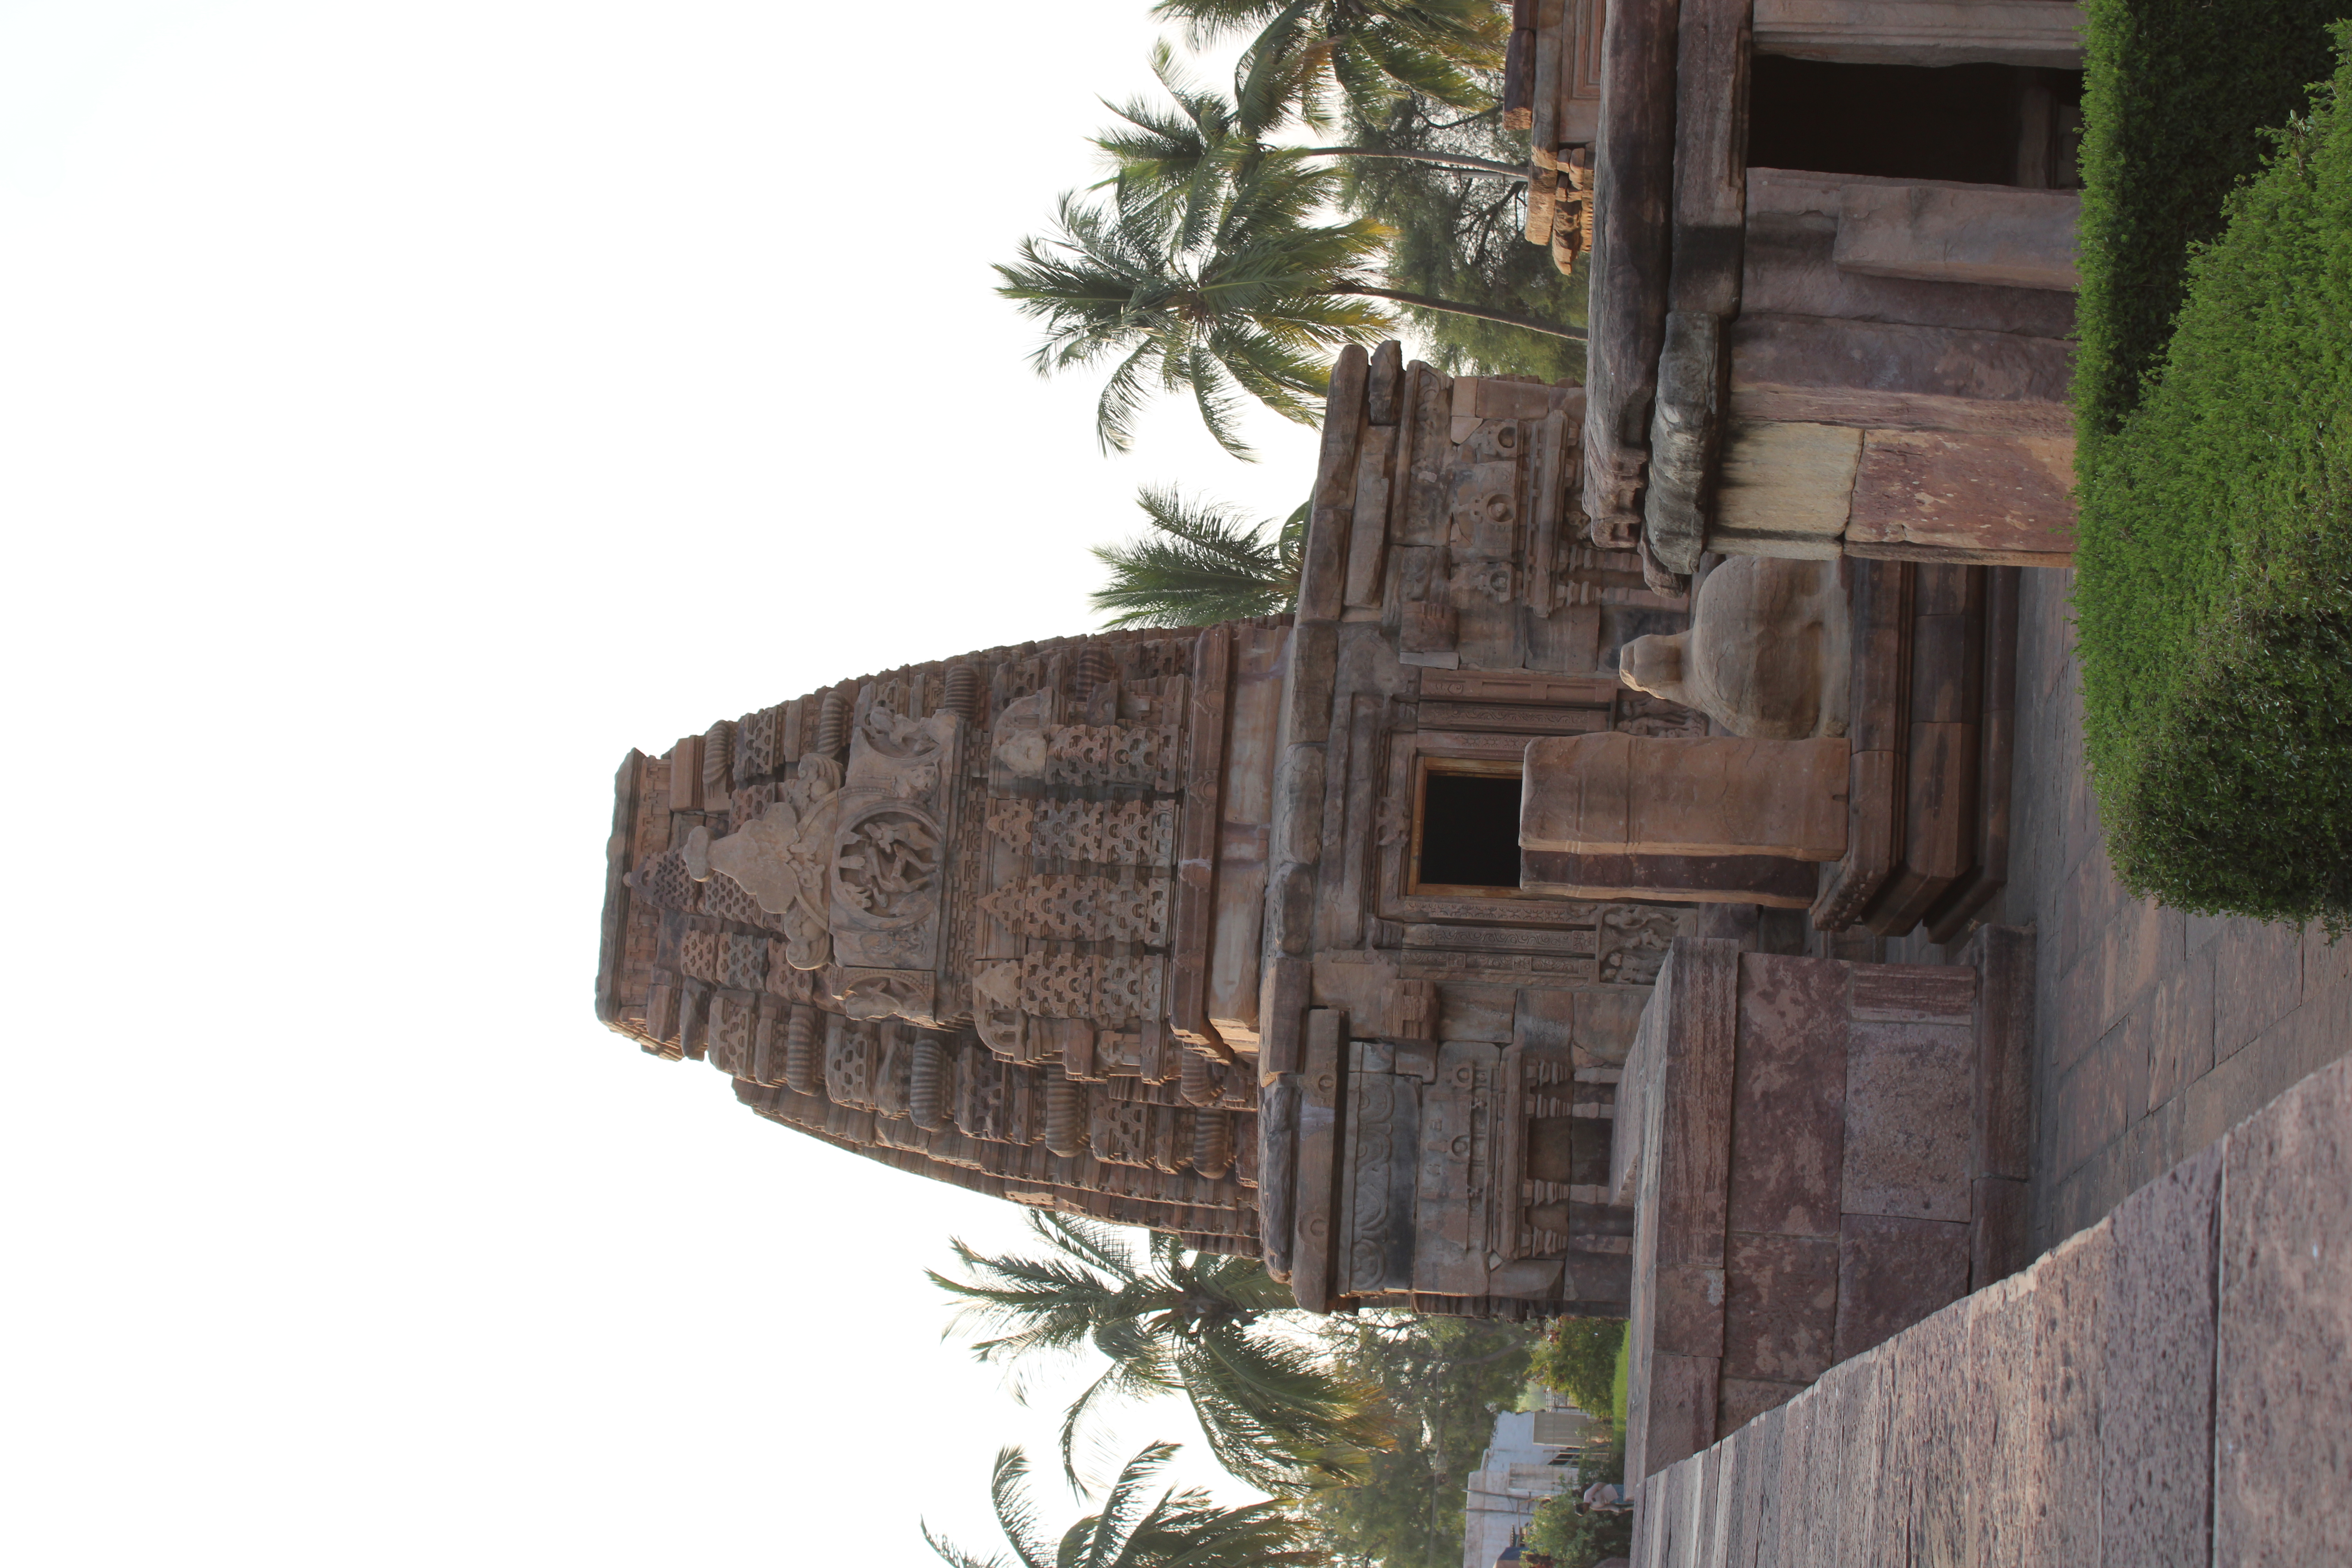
0, 4, 1368, 1564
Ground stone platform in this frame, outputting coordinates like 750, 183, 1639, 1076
1623, 569, 2352, 1563
1885, 568, 2352, 1252
1626, 1051, 2352, 1567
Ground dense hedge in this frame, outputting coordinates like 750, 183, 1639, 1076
2074, 27, 2352, 931
2075, 0, 2347, 431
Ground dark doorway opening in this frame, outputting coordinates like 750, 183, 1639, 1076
1746, 58, 2083, 187
1415, 770, 1525, 889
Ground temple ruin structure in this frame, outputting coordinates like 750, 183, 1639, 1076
1508, 0, 2087, 575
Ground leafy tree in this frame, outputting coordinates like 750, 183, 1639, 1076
998, 152, 1582, 458
925, 1443, 1329, 1568
1330, 88, 1587, 383
1519, 1435, 1631, 1568
1090, 485, 1306, 627
1526, 1318, 1622, 1417
1098, 42, 1529, 203
931, 1211, 1391, 1492
1151, 0, 1507, 132
1303, 1315, 1540, 1568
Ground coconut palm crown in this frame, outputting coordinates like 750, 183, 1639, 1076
924, 1443, 1328, 1568
930, 1211, 1390, 1492
996, 154, 1393, 459
997, 147, 1579, 458
1152, 0, 1507, 132
1089, 485, 1305, 627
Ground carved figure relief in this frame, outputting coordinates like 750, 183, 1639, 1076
1597, 904, 1680, 984
682, 755, 845, 970
827, 965, 938, 1023
828, 705, 959, 976
834, 807, 941, 921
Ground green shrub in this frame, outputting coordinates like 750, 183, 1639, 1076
2075, 0, 2345, 433
1527, 1318, 1624, 1417
2074, 28, 2352, 930
1520, 1437, 1631, 1568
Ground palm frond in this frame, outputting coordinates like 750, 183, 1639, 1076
1089, 485, 1302, 627
988, 1447, 1059, 1568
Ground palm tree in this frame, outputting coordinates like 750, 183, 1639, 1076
925, 1443, 1328, 1568
1098, 42, 1525, 199
1152, 0, 1507, 132
1091, 486, 1305, 627
996, 155, 1582, 459
930, 1211, 1391, 1492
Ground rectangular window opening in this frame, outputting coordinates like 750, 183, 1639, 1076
1746, 58, 2085, 188
1410, 761, 1526, 892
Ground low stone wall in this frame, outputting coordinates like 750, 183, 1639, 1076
1627, 1051, 2351, 1566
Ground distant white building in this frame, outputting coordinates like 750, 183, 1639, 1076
1461, 1401, 1605, 1568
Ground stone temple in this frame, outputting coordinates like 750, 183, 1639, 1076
596, 341, 2030, 1340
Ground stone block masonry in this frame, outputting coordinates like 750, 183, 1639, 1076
1625, 1052, 2352, 1566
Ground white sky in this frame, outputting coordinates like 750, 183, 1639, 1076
0, 3, 1385, 1564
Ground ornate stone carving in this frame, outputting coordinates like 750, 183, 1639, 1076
827, 965, 938, 1023
1597, 904, 1681, 985
679, 928, 720, 985
1044, 722, 1181, 791
1620, 557, 1851, 740
873, 1024, 916, 1120
733, 704, 782, 782
909, 1035, 951, 1131
628, 849, 702, 916
974, 955, 1165, 1030
1343, 1072, 1406, 1292
781, 1004, 820, 1094
702, 720, 735, 802
684, 757, 845, 970
824, 1017, 880, 1111
1191, 1108, 1236, 1180
827, 706, 958, 976
834, 807, 942, 923
1044, 1067, 1089, 1157
1614, 692, 1709, 738
702, 989, 755, 1078
978, 875, 1169, 944
984, 798, 1177, 866
721, 932, 768, 991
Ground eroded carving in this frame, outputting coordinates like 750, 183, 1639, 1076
978, 875, 1169, 944
684, 756, 844, 970
1597, 904, 1681, 985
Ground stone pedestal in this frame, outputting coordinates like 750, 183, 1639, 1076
1614, 928, 2032, 1483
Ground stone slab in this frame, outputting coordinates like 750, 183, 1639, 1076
2216, 1055, 2352, 1565
1841, 1019, 1973, 1222
1727, 953, 1848, 1237
1715, 1375, 1803, 1442
1833, 180, 2081, 291
2102, 1141, 2221, 1568
1722, 1230, 1839, 1384
1833, 1212, 1970, 1361
1846, 429, 2078, 562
